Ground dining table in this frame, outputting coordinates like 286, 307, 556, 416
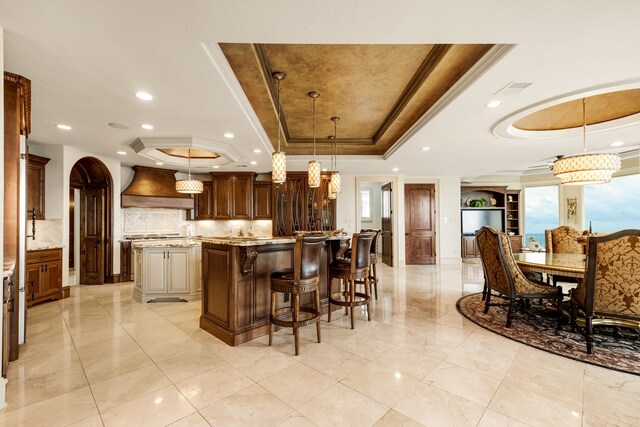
513, 252, 586, 280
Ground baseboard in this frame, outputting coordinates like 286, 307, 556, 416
104, 274, 120, 284
62, 286, 70, 299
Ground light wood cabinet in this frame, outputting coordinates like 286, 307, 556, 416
133, 246, 200, 302
26, 248, 64, 306
212, 172, 255, 220
26, 154, 50, 220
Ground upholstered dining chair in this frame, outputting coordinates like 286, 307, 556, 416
545, 226, 586, 286
570, 229, 640, 354
476, 226, 563, 328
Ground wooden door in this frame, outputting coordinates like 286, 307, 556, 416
381, 182, 393, 266
405, 184, 436, 265
80, 188, 105, 285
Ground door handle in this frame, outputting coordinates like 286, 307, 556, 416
96, 239, 101, 244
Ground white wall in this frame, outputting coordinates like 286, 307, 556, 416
28, 144, 122, 286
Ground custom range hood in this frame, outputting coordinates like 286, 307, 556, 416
121, 166, 194, 209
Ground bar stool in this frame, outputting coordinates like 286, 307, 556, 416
328, 232, 375, 329
345, 229, 382, 299
269, 234, 327, 355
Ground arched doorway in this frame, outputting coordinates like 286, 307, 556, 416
69, 157, 113, 285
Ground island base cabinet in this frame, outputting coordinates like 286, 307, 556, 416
133, 246, 200, 303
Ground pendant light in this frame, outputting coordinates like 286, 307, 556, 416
175, 148, 203, 194
328, 134, 337, 200
329, 116, 341, 198
307, 91, 321, 188
551, 98, 621, 185
271, 72, 287, 184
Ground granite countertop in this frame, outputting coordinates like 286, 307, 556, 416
27, 245, 65, 251
197, 233, 350, 247
131, 238, 201, 249
3, 262, 16, 279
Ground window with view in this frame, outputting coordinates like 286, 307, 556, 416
585, 174, 640, 232
524, 185, 559, 249
360, 189, 372, 220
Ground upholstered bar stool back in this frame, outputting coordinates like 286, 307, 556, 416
328, 231, 375, 329
344, 229, 382, 299
269, 234, 327, 355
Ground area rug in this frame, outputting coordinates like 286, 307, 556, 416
456, 293, 640, 376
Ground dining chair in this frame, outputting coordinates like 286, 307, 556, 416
545, 226, 585, 286
476, 226, 563, 329
570, 229, 640, 354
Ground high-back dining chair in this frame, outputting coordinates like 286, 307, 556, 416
545, 226, 585, 286
476, 226, 563, 328
570, 229, 640, 354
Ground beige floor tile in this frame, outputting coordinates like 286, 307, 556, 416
373, 409, 424, 427
584, 364, 640, 397
330, 332, 394, 361
100, 385, 195, 427
90, 364, 172, 411
220, 345, 298, 381
141, 334, 205, 363
582, 381, 640, 426
374, 346, 440, 381
167, 412, 210, 427
477, 409, 530, 427
199, 384, 293, 427
3, 365, 87, 411
0, 386, 98, 427
342, 361, 419, 407
127, 323, 187, 347
175, 362, 254, 409
66, 414, 105, 427
444, 341, 516, 380
394, 382, 485, 426
272, 411, 319, 427
296, 342, 371, 381
157, 348, 225, 382
6, 347, 81, 381
424, 361, 501, 406
298, 382, 388, 427
582, 411, 637, 427
395, 331, 460, 360
489, 381, 581, 427
259, 362, 337, 409
82, 346, 153, 384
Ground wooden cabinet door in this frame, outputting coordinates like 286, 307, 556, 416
166, 248, 190, 294
405, 184, 436, 264
40, 261, 62, 298
253, 182, 272, 219
288, 174, 307, 235
143, 249, 167, 293
232, 175, 253, 219
213, 175, 233, 219
25, 263, 41, 303
26, 154, 49, 220
273, 182, 288, 236
194, 181, 213, 220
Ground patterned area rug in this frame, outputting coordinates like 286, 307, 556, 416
457, 293, 640, 376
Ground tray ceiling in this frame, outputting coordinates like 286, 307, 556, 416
220, 43, 493, 156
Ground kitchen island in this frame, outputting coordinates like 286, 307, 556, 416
198, 235, 349, 346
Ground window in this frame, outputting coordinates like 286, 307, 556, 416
360, 189, 372, 220
524, 185, 559, 249
585, 174, 640, 232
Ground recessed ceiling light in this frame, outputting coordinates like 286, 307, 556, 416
392, 167, 399, 172
252, 149, 261, 153
421, 146, 431, 151
136, 91, 153, 101
117, 151, 127, 155
212, 165, 220, 169
610, 141, 624, 147
155, 162, 163, 165
321, 168, 328, 172
250, 161, 257, 165
486, 100, 503, 108
140, 123, 154, 130
56, 124, 72, 130
224, 133, 234, 139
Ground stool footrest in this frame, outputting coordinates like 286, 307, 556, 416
329, 291, 370, 307
271, 307, 320, 328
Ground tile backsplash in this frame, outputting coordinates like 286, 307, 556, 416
27, 219, 64, 250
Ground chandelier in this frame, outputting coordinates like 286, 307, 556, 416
328, 116, 341, 199
307, 91, 321, 188
551, 98, 621, 185
271, 72, 287, 184
175, 148, 203, 194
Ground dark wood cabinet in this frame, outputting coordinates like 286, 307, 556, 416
26, 248, 64, 306
212, 172, 255, 220
461, 236, 480, 258
506, 190, 521, 236
253, 182, 272, 219
273, 172, 336, 236
193, 181, 213, 220
27, 154, 50, 220
120, 241, 133, 282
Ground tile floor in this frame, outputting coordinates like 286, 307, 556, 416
1, 262, 638, 426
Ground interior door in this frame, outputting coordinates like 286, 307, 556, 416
80, 188, 105, 285
381, 182, 393, 266
405, 184, 436, 265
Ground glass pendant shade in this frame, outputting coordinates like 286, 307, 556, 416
272, 151, 287, 183
308, 160, 321, 188
330, 171, 341, 195
176, 179, 204, 194
328, 190, 337, 200
552, 153, 621, 185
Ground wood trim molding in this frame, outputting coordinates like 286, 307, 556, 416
4, 71, 32, 135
